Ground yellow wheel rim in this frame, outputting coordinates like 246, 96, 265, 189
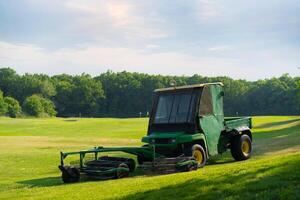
193, 150, 203, 164
242, 140, 250, 155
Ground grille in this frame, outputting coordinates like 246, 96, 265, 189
154, 138, 172, 144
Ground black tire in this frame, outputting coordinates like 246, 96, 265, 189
230, 134, 252, 161
191, 144, 207, 168
115, 163, 129, 179
61, 167, 80, 183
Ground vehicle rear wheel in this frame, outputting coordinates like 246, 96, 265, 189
191, 144, 207, 168
230, 134, 252, 161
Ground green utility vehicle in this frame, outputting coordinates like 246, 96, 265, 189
59, 82, 252, 182
140, 82, 252, 166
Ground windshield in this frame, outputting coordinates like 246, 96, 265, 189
154, 92, 196, 124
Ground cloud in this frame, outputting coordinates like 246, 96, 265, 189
0, 41, 238, 77
64, 1, 135, 27
146, 44, 160, 49
62, 0, 170, 41
2, 40, 298, 80
209, 45, 233, 51
1, 1, 299, 80
106, 2, 134, 26
196, 0, 222, 23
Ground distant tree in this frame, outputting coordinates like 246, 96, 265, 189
40, 80, 56, 98
23, 95, 44, 117
53, 74, 104, 117
10, 74, 56, 102
0, 90, 8, 115
23, 94, 56, 117
297, 80, 300, 103
40, 97, 57, 117
96, 71, 149, 117
53, 80, 74, 116
3, 96, 21, 118
72, 74, 105, 116
1, 67, 299, 117
0, 68, 18, 96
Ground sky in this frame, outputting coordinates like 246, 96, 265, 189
0, 0, 299, 80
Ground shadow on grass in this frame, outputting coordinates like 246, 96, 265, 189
253, 123, 300, 156
63, 119, 78, 122
17, 155, 237, 188
17, 176, 63, 187
120, 156, 300, 200
254, 122, 300, 138
254, 118, 300, 129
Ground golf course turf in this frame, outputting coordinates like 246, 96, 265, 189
0, 116, 299, 199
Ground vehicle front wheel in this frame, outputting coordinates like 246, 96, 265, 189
137, 145, 152, 165
230, 134, 252, 161
60, 166, 80, 183
191, 144, 207, 168
137, 154, 152, 165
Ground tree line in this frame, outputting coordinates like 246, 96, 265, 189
0, 67, 299, 118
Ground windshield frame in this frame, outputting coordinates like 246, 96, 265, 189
153, 92, 193, 124
150, 88, 201, 126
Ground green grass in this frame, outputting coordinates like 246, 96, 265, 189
0, 116, 299, 200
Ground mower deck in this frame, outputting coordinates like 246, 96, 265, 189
59, 146, 198, 183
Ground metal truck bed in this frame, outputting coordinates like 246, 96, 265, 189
224, 117, 252, 132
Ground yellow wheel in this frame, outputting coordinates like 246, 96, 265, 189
192, 150, 203, 164
191, 144, 206, 168
241, 140, 250, 155
230, 134, 252, 161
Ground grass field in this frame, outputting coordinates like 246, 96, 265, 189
0, 116, 300, 200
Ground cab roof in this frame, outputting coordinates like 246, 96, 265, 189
154, 82, 223, 92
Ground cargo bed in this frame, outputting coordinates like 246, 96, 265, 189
224, 117, 252, 132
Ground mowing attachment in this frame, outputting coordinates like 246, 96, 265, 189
139, 156, 198, 174
59, 146, 198, 183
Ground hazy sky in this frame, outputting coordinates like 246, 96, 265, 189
0, 0, 299, 80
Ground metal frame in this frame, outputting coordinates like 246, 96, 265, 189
60, 145, 161, 171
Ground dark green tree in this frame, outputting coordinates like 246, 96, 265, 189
0, 90, 8, 115
297, 80, 300, 105
23, 95, 44, 117
52, 74, 105, 117
0, 68, 18, 96
0, 67, 299, 117
40, 97, 57, 117
72, 74, 105, 116
3, 96, 21, 118
23, 95, 56, 117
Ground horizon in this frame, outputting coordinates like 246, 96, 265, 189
1, 67, 297, 82
1, 1, 300, 81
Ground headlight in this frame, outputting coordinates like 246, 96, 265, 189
170, 139, 176, 143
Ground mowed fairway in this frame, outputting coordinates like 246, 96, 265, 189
0, 116, 300, 200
